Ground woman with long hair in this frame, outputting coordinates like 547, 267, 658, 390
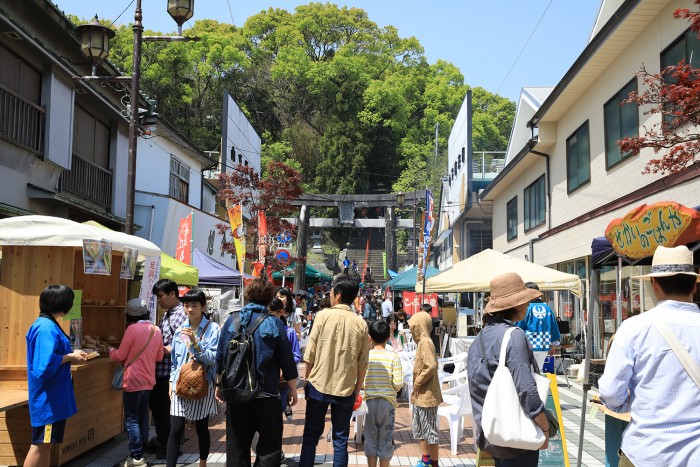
276, 287, 301, 340
167, 289, 220, 467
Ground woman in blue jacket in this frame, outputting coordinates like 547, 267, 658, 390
25, 285, 87, 467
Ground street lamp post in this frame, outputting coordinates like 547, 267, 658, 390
413, 188, 418, 265
75, 1, 196, 234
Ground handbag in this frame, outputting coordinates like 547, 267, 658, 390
649, 315, 700, 390
480, 327, 551, 450
175, 321, 211, 400
112, 325, 156, 391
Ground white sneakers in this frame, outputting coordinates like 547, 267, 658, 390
123, 457, 147, 467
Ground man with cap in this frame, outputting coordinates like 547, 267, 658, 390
110, 299, 164, 467
599, 245, 700, 467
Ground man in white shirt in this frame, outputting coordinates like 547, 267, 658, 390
599, 245, 700, 467
381, 296, 393, 318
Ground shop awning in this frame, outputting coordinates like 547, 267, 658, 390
159, 253, 199, 286
192, 248, 252, 286
419, 248, 582, 297
0, 215, 160, 256
382, 266, 441, 291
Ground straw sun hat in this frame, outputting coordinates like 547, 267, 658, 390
632, 245, 699, 279
485, 272, 542, 314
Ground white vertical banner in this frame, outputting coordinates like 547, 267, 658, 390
139, 255, 161, 322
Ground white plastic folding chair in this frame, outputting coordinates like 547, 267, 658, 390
437, 381, 476, 455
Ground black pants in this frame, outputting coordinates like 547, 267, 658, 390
226, 397, 282, 467
166, 416, 210, 467
149, 376, 171, 445
494, 450, 539, 467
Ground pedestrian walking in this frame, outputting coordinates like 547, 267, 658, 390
364, 320, 403, 467
149, 279, 187, 457
409, 310, 443, 467
467, 273, 550, 467
299, 274, 369, 467
599, 245, 700, 466
167, 289, 220, 467
110, 299, 165, 467
515, 282, 561, 371
215, 279, 299, 467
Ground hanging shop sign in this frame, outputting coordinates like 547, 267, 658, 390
402, 291, 439, 318
605, 201, 700, 259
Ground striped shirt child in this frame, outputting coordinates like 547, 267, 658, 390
365, 348, 403, 406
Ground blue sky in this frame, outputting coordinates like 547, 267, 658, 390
56, 0, 601, 102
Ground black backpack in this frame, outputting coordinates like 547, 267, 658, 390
221, 311, 270, 404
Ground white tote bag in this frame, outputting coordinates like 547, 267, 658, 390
481, 327, 551, 450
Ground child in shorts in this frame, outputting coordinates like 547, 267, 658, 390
410, 306, 443, 467
365, 319, 403, 467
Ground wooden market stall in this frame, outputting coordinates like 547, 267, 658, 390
0, 216, 161, 466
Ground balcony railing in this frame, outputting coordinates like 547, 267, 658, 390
0, 83, 45, 155
472, 151, 506, 179
59, 154, 113, 208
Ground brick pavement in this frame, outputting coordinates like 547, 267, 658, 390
66, 375, 605, 467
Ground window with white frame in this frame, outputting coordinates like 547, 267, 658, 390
170, 157, 190, 203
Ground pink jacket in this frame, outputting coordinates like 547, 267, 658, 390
110, 321, 164, 392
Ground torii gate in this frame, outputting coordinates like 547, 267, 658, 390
287, 191, 425, 291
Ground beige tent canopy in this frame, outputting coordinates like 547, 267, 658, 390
418, 249, 582, 297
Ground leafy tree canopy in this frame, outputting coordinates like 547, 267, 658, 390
104, 3, 515, 196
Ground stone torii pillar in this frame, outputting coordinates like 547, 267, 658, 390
293, 205, 309, 291
385, 206, 397, 274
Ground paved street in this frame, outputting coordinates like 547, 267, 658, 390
65, 375, 606, 467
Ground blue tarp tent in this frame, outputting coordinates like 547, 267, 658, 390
192, 248, 251, 286
381, 266, 440, 291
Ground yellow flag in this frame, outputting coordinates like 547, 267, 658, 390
227, 205, 245, 272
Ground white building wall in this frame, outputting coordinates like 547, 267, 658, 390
136, 134, 203, 209
494, 0, 700, 266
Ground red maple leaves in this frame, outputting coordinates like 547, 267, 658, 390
618, 2, 700, 174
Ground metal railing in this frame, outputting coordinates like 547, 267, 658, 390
59, 154, 113, 207
472, 151, 506, 179
0, 83, 45, 155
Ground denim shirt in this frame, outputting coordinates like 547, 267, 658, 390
170, 316, 221, 385
467, 318, 545, 459
215, 303, 298, 396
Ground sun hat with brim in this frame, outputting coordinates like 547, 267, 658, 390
485, 272, 542, 314
632, 245, 699, 279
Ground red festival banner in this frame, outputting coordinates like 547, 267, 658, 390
402, 292, 439, 318
175, 213, 192, 264
605, 201, 700, 259
258, 211, 268, 262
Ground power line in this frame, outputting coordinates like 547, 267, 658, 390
495, 0, 553, 96
226, 0, 235, 26
108, 0, 135, 28
473, 0, 519, 84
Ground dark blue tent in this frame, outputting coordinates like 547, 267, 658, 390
192, 248, 249, 286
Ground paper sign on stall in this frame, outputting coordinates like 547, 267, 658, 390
120, 247, 138, 280
139, 255, 161, 322
83, 239, 112, 275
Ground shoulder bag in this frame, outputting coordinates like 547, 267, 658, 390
175, 321, 212, 400
480, 326, 551, 450
112, 325, 156, 390
649, 315, 700, 390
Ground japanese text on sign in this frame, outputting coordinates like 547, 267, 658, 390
605, 202, 699, 259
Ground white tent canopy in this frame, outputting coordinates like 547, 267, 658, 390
0, 215, 161, 257
418, 249, 582, 297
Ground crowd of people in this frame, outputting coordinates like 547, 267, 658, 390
23, 245, 700, 467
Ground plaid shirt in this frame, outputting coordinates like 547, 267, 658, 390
155, 302, 186, 378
